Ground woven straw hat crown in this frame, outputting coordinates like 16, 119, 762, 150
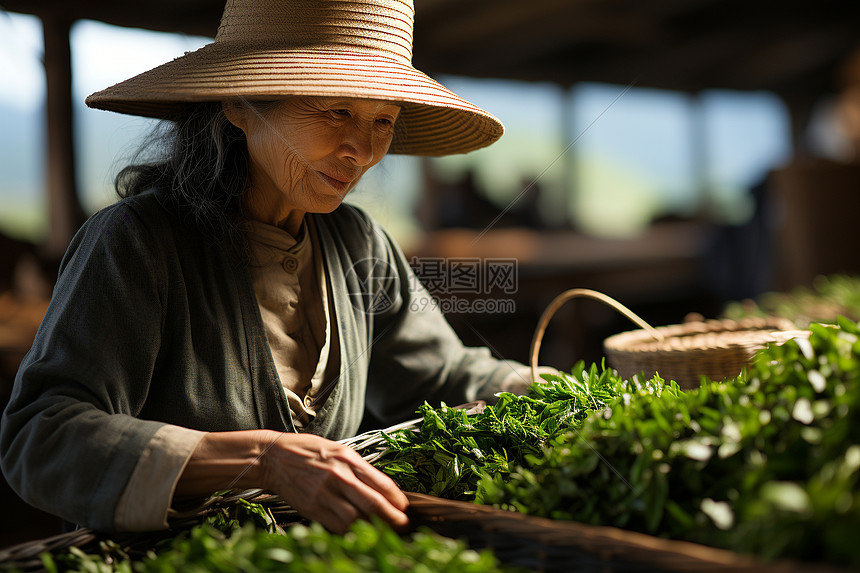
216, 0, 414, 61
85, 0, 504, 156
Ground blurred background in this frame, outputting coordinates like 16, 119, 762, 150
1, 0, 860, 544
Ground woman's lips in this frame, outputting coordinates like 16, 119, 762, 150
317, 171, 352, 194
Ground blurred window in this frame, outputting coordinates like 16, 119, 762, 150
0, 12, 46, 241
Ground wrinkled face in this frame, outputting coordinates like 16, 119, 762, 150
227, 96, 401, 222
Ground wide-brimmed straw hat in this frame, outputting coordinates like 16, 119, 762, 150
85, 0, 503, 156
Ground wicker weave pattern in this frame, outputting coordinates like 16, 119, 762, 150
604, 317, 807, 389
530, 289, 808, 390
406, 492, 849, 573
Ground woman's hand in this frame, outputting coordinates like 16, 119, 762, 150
260, 433, 409, 534
176, 429, 409, 534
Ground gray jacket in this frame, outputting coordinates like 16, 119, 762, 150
0, 190, 526, 531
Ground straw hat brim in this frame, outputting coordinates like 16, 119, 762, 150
85, 43, 504, 156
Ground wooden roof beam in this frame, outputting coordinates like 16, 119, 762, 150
41, 13, 87, 258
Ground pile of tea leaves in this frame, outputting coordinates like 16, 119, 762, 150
372, 362, 668, 500
477, 317, 860, 567
36, 499, 511, 573
722, 273, 860, 327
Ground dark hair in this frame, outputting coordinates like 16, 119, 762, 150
115, 102, 251, 259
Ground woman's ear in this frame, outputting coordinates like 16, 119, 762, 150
222, 100, 249, 133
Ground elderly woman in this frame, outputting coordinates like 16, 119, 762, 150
0, 0, 540, 535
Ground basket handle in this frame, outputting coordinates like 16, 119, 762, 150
529, 288, 664, 384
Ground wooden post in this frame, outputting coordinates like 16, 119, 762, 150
780, 89, 816, 159
42, 14, 86, 259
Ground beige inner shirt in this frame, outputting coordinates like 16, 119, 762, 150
245, 217, 339, 428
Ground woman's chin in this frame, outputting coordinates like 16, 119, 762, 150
310, 194, 347, 214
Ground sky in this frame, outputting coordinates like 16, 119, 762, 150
0, 10, 800, 244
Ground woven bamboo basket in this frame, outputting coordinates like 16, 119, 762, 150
530, 289, 808, 389
406, 492, 851, 573
10, 491, 844, 573
603, 315, 807, 388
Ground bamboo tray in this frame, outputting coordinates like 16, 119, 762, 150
406, 492, 851, 573
7, 492, 847, 573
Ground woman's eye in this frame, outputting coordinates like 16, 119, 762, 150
332, 109, 351, 117
377, 116, 399, 129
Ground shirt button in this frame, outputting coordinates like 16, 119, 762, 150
282, 256, 299, 272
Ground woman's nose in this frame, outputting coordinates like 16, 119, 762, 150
338, 122, 375, 166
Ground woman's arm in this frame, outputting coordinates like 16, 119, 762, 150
0, 203, 172, 531
175, 430, 409, 534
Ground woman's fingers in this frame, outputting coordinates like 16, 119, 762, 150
310, 493, 363, 535
263, 433, 410, 532
320, 448, 410, 531
349, 457, 409, 511
337, 469, 410, 531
